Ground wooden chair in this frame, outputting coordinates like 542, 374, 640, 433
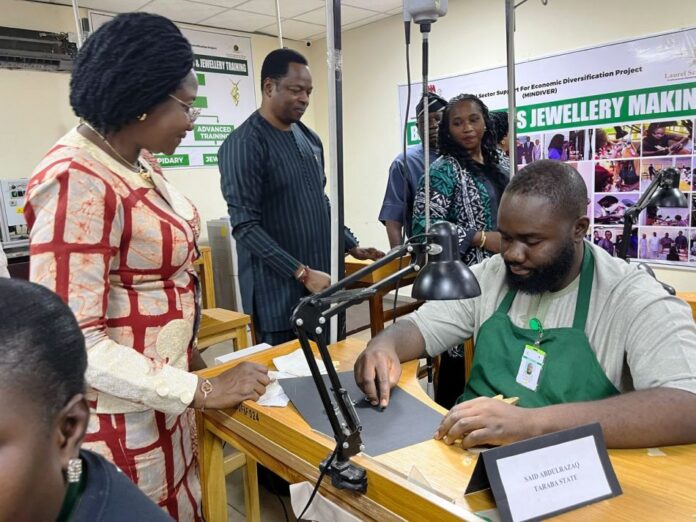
197, 308, 250, 351
345, 255, 422, 337
193, 246, 216, 309
463, 337, 475, 382
423, 338, 475, 397
676, 292, 696, 321
193, 246, 251, 351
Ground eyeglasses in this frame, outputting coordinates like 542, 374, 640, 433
168, 94, 201, 123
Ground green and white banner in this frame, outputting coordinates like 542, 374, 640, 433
399, 28, 696, 267
89, 12, 256, 169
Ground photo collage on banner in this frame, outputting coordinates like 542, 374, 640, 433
398, 27, 696, 268
516, 120, 694, 264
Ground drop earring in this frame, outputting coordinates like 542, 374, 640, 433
67, 457, 82, 483
137, 113, 148, 121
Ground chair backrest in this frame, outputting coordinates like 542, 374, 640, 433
463, 337, 475, 383
193, 246, 216, 308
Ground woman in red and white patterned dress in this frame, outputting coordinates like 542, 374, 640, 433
25, 13, 269, 521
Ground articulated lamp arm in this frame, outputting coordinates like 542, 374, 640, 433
288, 221, 480, 492
289, 241, 427, 492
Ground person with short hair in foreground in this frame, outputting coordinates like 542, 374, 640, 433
355, 160, 696, 449
0, 278, 172, 521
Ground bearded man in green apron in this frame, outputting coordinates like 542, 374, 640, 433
355, 160, 696, 449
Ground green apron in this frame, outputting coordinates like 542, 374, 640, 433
459, 245, 620, 407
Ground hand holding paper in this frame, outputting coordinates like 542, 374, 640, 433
435, 395, 531, 449
256, 371, 294, 407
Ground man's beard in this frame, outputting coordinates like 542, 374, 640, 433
505, 239, 577, 294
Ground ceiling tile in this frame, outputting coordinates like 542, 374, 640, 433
190, 0, 247, 7
308, 30, 326, 41
235, 0, 324, 18
295, 5, 378, 25
198, 8, 277, 32
257, 18, 323, 40
341, 0, 402, 13
306, 14, 391, 41
41, 0, 398, 38
139, 0, 228, 24
342, 12, 389, 31
294, 7, 324, 25
49, 0, 151, 11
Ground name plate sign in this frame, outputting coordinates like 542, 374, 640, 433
465, 423, 621, 521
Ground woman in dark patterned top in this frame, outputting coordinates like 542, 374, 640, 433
412, 94, 510, 266
412, 94, 510, 409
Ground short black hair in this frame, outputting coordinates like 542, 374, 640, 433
415, 92, 447, 119
0, 279, 86, 424
70, 12, 194, 133
490, 111, 509, 144
506, 160, 587, 220
260, 48, 308, 89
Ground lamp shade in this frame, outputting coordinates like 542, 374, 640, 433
647, 168, 688, 207
412, 221, 481, 300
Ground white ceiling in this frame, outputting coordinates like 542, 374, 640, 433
37, 0, 403, 41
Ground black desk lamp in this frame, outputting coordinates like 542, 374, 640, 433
290, 221, 480, 492
617, 167, 687, 295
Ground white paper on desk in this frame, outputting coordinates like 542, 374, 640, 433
290, 482, 361, 522
256, 371, 292, 407
272, 348, 329, 377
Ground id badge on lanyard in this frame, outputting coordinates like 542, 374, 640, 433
516, 318, 546, 391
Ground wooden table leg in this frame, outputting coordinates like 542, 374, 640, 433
198, 418, 228, 521
243, 457, 260, 521
234, 325, 249, 351
368, 291, 385, 337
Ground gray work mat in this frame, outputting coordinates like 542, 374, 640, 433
279, 371, 444, 456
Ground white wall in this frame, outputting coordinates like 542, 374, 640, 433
0, 0, 315, 242
306, 0, 696, 292
1, 1, 78, 181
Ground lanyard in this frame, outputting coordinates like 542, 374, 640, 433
530, 317, 544, 346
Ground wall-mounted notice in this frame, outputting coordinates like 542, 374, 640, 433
89, 11, 257, 169
398, 28, 696, 268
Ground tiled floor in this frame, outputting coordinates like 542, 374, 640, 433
200, 328, 374, 521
